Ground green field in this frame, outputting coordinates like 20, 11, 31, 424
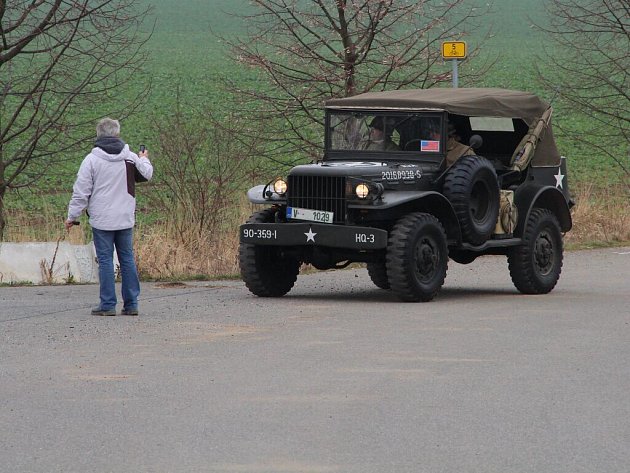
4, 0, 623, 227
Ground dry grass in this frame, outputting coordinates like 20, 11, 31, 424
132, 195, 256, 279
565, 183, 630, 248
4, 185, 629, 280
134, 219, 242, 280
4, 210, 90, 244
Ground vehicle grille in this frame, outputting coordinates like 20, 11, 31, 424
287, 175, 347, 223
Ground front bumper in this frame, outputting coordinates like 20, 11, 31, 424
240, 223, 388, 250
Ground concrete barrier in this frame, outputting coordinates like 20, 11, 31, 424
0, 242, 100, 285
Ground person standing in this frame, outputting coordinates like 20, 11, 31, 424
66, 118, 153, 316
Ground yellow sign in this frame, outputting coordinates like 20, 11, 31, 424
442, 41, 467, 59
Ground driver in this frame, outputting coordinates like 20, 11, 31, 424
363, 117, 399, 151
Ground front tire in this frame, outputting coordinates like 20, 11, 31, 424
508, 208, 563, 294
239, 208, 300, 297
386, 213, 448, 302
367, 261, 390, 289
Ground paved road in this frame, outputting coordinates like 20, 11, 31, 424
1, 247, 629, 473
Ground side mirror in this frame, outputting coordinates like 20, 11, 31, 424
469, 134, 483, 150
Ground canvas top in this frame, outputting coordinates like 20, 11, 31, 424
326, 88, 551, 124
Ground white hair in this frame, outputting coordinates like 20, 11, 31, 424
96, 118, 121, 137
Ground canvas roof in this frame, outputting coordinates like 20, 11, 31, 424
326, 88, 560, 167
325, 88, 551, 124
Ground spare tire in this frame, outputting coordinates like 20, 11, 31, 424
443, 156, 499, 245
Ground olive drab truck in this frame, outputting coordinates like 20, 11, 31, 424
239, 88, 573, 302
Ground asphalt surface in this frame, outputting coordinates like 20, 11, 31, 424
1, 247, 629, 473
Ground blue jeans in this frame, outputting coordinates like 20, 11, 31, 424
92, 227, 140, 311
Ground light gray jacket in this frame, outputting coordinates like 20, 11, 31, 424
67, 145, 153, 230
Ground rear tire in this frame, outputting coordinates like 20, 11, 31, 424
508, 208, 563, 294
443, 156, 499, 245
239, 208, 300, 297
386, 213, 448, 302
367, 261, 390, 289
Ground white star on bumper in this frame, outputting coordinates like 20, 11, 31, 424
304, 227, 317, 242
554, 168, 564, 189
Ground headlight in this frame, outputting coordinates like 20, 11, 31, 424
273, 179, 288, 195
355, 183, 370, 199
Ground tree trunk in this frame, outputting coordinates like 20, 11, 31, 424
337, 1, 357, 97
0, 146, 4, 239
0, 186, 6, 241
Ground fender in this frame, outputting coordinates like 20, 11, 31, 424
514, 185, 572, 235
247, 184, 287, 204
351, 191, 462, 242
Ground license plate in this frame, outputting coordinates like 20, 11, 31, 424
286, 207, 334, 224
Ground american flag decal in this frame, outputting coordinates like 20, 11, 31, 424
421, 140, 440, 152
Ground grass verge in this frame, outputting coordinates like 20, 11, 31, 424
564, 183, 630, 249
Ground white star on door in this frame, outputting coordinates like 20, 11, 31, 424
304, 227, 317, 242
554, 168, 564, 189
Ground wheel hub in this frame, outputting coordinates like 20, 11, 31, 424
534, 231, 554, 275
415, 238, 438, 278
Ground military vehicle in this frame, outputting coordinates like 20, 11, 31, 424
239, 88, 573, 302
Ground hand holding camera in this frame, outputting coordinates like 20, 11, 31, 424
139, 144, 148, 158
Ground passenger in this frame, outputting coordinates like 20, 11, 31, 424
363, 117, 399, 151
427, 122, 475, 166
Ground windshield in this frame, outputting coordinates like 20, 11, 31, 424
327, 111, 443, 154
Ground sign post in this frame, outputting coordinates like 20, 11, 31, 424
441, 41, 467, 88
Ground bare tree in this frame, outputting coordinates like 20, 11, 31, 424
225, 0, 491, 167
536, 0, 629, 188
0, 0, 152, 238
149, 96, 266, 242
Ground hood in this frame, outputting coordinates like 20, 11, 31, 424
95, 136, 126, 153
91, 140, 131, 162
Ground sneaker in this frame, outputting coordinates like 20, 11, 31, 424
121, 308, 139, 316
91, 307, 116, 316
